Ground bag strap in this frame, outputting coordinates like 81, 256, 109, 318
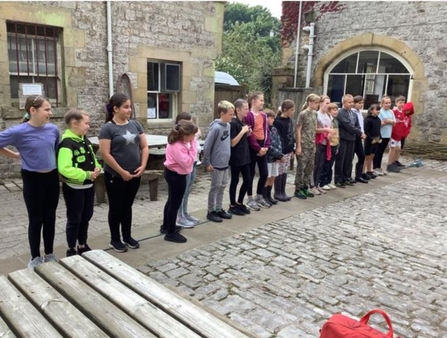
360, 309, 394, 338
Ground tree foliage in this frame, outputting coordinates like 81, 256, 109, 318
216, 3, 281, 106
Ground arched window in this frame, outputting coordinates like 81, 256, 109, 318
324, 48, 412, 107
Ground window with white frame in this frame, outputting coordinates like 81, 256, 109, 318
147, 61, 181, 120
7, 22, 62, 104
324, 49, 412, 108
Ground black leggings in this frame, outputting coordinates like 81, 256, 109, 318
163, 168, 187, 234
21, 169, 60, 259
229, 164, 251, 206
248, 140, 268, 196
373, 138, 390, 169
105, 171, 141, 242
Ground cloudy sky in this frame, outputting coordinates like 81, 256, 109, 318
231, 0, 282, 18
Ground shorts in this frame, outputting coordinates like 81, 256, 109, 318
267, 162, 279, 177
364, 139, 379, 156
390, 138, 401, 148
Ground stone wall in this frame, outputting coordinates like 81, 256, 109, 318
0, 1, 224, 178
281, 1, 447, 143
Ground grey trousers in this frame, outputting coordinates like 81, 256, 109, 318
208, 168, 229, 212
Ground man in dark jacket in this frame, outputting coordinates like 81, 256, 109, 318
334, 94, 365, 187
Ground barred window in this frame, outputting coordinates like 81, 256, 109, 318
7, 22, 62, 105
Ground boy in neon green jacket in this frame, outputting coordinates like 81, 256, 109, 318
58, 108, 101, 257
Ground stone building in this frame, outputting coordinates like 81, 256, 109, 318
0, 1, 224, 177
277, 1, 447, 144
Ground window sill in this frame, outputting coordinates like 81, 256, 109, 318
146, 119, 174, 129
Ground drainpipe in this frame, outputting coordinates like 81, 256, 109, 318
293, 1, 303, 88
302, 22, 315, 88
106, 1, 113, 97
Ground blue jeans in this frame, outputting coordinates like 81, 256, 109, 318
177, 163, 197, 218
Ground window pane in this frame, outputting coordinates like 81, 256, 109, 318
357, 51, 379, 74
330, 53, 357, 73
327, 75, 345, 106
379, 52, 408, 73
386, 75, 410, 102
165, 64, 180, 91
158, 93, 173, 119
9, 75, 33, 98
345, 75, 363, 97
147, 62, 159, 91
147, 93, 157, 119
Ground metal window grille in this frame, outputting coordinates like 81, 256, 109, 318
7, 21, 61, 106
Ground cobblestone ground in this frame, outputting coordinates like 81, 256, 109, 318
142, 174, 447, 338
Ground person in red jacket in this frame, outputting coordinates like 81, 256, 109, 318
387, 96, 406, 172
395, 101, 415, 167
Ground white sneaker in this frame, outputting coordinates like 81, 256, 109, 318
310, 187, 321, 195
328, 184, 337, 190
374, 169, 384, 176
43, 253, 57, 263
28, 257, 42, 270
322, 185, 332, 191
254, 197, 271, 208
176, 217, 196, 228
317, 186, 326, 194
185, 214, 200, 224
247, 200, 261, 211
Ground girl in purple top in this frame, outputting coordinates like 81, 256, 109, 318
0, 95, 60, 270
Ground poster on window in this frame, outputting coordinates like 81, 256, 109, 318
147, 108, 156, 119
21, 83, 43, 96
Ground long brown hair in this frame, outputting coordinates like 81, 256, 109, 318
23, 95, 50, 123
168, 120, 198, 144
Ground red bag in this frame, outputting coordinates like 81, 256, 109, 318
320, 309, 400, 337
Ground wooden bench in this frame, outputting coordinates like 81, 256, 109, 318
95, 170, 162, 204
0, 250, 253, 338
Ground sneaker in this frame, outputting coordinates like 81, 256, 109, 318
254, 197, 271, 208
305, 189, 315, 198
164, 232, 187, 243
373, 169, 384, 176
310, 187, 321, 195
366, 171, 377, 179
328, 183, 337, 190
77, 244, 92, 255
43, 253, 57, 263
361, 173, 371, 181
317, 186, 326, 194
355, 177, 368, 183
247, 200, 261, 211
123, 237, 140, 249
176, 217, 196, 228
207, 211, 223, 223
395, 160, 405, 167
109, 240, 128, 253
67, 248, 77, 257
335, 182, 346, 188
321, 185, 331, 191
347, 177, 357, 184
228, 205, 245, 216
184, 214, 200, 224
294, 189, 307, 199
344, 180, 354, 186
160, 225, 182, 234
216, 209, 232, 219
237, 204, 251, 214
387, 163, 401, 173
28, 256, 42, 270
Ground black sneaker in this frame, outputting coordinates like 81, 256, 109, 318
347, 178, 357, 184
395, 160, 405, 167
123, 237, 140, 249
387, 163, 401, 173
366, 171, 377, 179
207, 211, 223, 223
344, 180, 354, 186
228, 205, 245, 216
109, 240, 128, 253
164, 232, 187, 243
216, 209, 232, 219
77, 244, 92, 255
160, 225, 182, 234
335, 182, 346, 188
355, 177, 368, 183
237, 204, 251, 214
66, 248, 77, 257
361, 173, 371, 181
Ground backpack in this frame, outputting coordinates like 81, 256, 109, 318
320, 309, 400, 338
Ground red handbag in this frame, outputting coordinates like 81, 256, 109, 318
320, 309, 400, 338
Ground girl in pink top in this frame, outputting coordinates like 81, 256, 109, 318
161, 120, 198, 243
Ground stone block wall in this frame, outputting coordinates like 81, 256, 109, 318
281, 1, 447, 143
0, 1, 224, 178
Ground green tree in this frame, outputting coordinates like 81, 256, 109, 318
216, 3, 281, 106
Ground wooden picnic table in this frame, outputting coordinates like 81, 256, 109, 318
0, 250, 254, 338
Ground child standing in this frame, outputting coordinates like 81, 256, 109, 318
58, 108, 102, 257
175, 112, 201, 228
162, 120, 198, 243
244, 92, 271, 210
228, 99, 252, 216
274, 100, 295, 201
397, 101, 415, 166
264, 109, 284, 205
294, 93, 320, 199
351, 95, 367, 183
373, 95, 396, 175
386, 96, 406, 172
99, 93, 149, 253
0, 95, 60, 269
203, 100, 234, 223
363, 104, 382, 179
320, 103, 340, 190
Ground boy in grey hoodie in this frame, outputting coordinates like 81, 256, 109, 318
203, 100, 234, 223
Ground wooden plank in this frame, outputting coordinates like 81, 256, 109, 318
83, 250, 251, 338
35, 262, 155, 338
0, 313, 16, 338
8, 269, 108, 338
0, 275, 62, 338
61, 255, 201, 338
